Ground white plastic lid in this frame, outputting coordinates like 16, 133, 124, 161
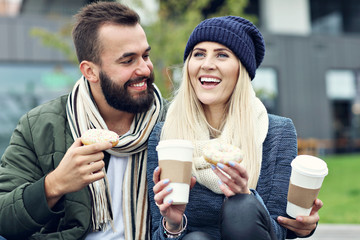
156, 139, 194, 150
291, 155, 328, 177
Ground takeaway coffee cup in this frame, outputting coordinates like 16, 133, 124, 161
286, 155, 328, 218
156, 139, 194, 205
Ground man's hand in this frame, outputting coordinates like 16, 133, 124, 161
278, 199, 323, 237
44, 138, 113, 208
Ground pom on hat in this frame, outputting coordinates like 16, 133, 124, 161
183, 16, 265, 80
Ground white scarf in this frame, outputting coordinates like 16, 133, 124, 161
192, 89, 269, 193
66, 76, 164, 239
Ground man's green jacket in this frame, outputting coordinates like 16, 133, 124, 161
0, 95, 93, 239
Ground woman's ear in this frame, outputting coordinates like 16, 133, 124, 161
79, 60, 99, 83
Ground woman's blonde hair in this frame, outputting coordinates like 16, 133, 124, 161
161, 56, 260, 188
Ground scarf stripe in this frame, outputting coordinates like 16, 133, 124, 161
66, 76, 164, 239
130, 155, 136, 236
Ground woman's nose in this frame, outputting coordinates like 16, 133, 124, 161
201, 57, 216, 70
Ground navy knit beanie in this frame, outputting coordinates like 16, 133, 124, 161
184, 16, 265, 80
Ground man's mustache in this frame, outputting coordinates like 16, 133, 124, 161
124, 72, 154, 89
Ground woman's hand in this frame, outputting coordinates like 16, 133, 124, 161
152, 166, 196, 232
211, 161, 250, 197
277, 198, 323, 237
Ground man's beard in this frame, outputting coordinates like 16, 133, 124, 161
99, 71, 155, 114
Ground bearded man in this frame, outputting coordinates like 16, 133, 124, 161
0, 2, 164, 239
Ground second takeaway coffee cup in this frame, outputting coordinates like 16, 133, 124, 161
286, 155, 328, 218
156, 139, 194, 205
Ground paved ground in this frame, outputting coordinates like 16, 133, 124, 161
303, 224, 360, 240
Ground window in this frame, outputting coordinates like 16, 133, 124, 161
0, 62, 80, 155
252, 67, 278, 113
326, 69, 356, 100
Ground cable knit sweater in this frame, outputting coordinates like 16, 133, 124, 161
147, 114, 298, 240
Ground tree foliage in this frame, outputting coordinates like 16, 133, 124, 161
30, 0, 255, 98
30, 23, 77, 65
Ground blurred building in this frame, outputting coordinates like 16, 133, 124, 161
0, 0, 105, 154
249, 0, 360, 154
0, 0, 360, 155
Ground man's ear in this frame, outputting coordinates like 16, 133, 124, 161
79, 61, 99, 83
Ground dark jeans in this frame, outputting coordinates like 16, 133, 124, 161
183, 193, 277, 240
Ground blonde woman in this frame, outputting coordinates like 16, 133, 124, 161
147, 16, 321, 240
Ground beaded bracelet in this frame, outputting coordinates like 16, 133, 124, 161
162, 214, 187, 238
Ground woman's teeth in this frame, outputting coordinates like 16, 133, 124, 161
200, 77, 221, 84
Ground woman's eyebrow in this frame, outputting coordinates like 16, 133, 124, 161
193, 47, 231, 52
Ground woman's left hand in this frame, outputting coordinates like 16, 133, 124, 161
212, 161, 251, 197
277, 198, 323, 237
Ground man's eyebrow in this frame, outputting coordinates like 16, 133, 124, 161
117, 46, 151, 62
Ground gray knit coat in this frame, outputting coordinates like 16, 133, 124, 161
147, 114, 298, 240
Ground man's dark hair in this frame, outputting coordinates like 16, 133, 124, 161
72, 2, 140, 65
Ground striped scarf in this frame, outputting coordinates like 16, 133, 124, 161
66, 76, 164, 239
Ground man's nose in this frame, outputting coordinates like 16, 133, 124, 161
135, 58, 152, 76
